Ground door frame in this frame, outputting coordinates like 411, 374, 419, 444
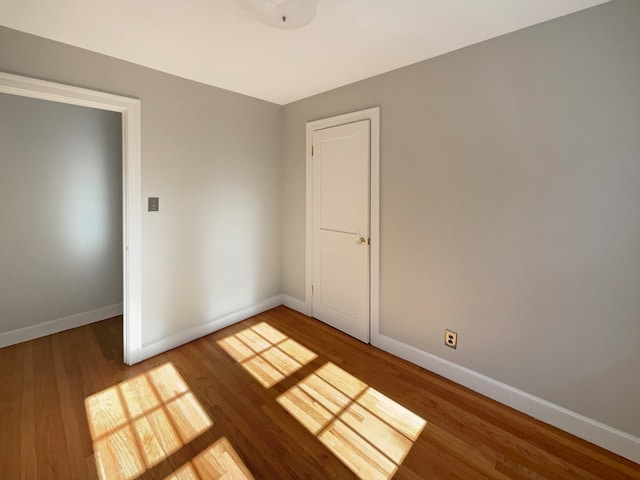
305, 107, 380, 341
0, 72, 142, 365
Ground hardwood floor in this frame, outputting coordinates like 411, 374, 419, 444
1, 305, 638, 479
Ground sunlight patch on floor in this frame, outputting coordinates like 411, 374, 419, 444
217, 321, 317, 387
163, 437, 255, 480
277, 362, 426, 480
85, 363, 213, 480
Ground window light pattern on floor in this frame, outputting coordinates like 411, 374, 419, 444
216, 321, 317, 387
218, 322, 426, 479
163, 437, 254, 480
85, 363, 213, 480
277, 362, 427, 480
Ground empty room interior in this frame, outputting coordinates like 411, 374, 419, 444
0, 1, 639, 479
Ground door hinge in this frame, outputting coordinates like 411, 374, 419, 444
311, 145, 314, 156
311, 285, 314, 295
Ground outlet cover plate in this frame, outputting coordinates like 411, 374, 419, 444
445, 329, 458, 349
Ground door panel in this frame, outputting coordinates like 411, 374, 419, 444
320, 245, 359, 318
319, 136, 364, 234
312, 120, 370, 343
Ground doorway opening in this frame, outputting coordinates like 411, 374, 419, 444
0, 72, 142, 365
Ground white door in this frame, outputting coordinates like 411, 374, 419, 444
312, 120, 370, 343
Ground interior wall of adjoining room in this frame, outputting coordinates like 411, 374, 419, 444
0, 93, 123, 337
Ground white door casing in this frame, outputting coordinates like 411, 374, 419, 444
305, 107, 380, 344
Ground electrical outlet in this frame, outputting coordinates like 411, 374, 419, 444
445, 329, 458, 349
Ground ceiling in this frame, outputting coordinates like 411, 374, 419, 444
0, 0, 609, 105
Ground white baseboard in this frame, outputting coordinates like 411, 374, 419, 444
372, 332, 640, 465
134, 295, 284, 363
281, 294, 310, 316
0, 303, 123, 348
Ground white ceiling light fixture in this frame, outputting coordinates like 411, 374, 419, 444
249, 0, 318, 30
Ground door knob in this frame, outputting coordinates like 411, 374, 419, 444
358, 237, 367, 245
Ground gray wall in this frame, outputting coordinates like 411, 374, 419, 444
282, 0, 640, 436
0, 25, 282, 345
0, 94, 122, 332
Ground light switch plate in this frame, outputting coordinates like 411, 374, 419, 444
148, 197, 159, 212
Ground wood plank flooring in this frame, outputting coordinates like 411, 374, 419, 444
0, 305, 638, 479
